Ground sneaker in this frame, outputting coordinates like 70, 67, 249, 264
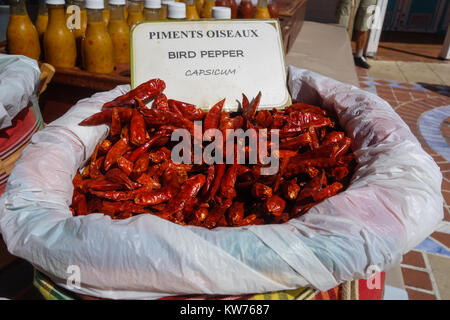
354, 56, 371, 69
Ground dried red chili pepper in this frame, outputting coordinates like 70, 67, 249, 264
281, 179, 301, 201
265, 195, 286, 216
110, 108, 121, 138
105, 168, 142, 190
251, 182, 272, 200
136, 173, 161, 189
168, 99, 206, 121
204, 198, 232, 229
165, 174, 206, 219
79, 108, 133, 126
204, 99, 225, 132
102, 78, 166, 110
73, 85, 355, 227
242, 91, 261, 121
130, 109, 147, 146
228, 201, 244, 226
153, 93, 169, 111
312, 182, 343, 202
104, 127, 130, 171
72, 191, 88, 215
132, 152, 150, 178
128, 132, 169, 163
134, 187, 177, 206
219, 164, 239, 199
117, 156, 134, 176
208, 163, 226, 200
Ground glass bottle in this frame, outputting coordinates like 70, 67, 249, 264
160, 0, 174, 19
215, 0, 227, 6
195, 0, 204, 14
267, 0, 278, 18
211, 6, 230, 19
102, 0, 110, 25
83, 0, 115, 73
185, 0, 199, 20
238, 0, 253, 19
44, 0, 76, 67
35, 0, 48, 41
254, 0, 270, 19
144, 0, 161, 21
7, 0, 41, 60
108, 0, 130, 64
127, 0, 144, 26
167, 2, 185, 20
200, 0, 214, 18
67, 0, 88, 67
229, 0, 236, 18
66, 0, 87, 45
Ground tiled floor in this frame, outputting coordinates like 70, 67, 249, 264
353, 31, 448, 63
367, 61, 450, 85
357, 66, 450, 300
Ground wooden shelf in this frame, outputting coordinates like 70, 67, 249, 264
278, 0, 308, 54
51, 63, 131, 91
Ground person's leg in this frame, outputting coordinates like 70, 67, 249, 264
353, 0, 377, 68
335, 0, 353, 29
354, 30, 369, 58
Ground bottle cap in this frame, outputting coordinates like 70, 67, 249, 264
162, 0, 175, 5
46, 0, 65, 5
109, 0, 126, 5
212, 6, 231, 19
145, 0, 161, 9
85, 0, 104, 9
167, 2, 186, 19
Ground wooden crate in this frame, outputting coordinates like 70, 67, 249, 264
278, 0, 308, 54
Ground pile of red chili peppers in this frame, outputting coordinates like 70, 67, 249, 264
71, 79, 355, 228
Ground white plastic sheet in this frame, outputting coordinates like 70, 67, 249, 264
0, 66, 443, 299
0, 54, 40, 130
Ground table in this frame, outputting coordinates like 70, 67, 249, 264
286, 21, 359, 87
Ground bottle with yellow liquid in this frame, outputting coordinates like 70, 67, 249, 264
185, 0, 199, 20
44, 0, 76, 67
35, 0, 48, 41
160, 0, 174, 19
254, 0, 270, 19
66, 0, 88, 67
7, 0, 41, 60
108, 0, 130, 64
102, 0, 110, 25
67, 0, 88, 40
144, 0, 161, 21
195, 0, 204, 14
124, 0, 128, 19
83, 0, 115, 73
200, 0, 214, 18
127, 0, 144, 26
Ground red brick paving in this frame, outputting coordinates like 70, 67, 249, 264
356, 66, 450, 300
405, 288, 437, 300
431, 232, 450, 249
402, 268, 434, 291
402, 251, 426, 269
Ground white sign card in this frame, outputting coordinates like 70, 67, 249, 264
131, 20, 289, 111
